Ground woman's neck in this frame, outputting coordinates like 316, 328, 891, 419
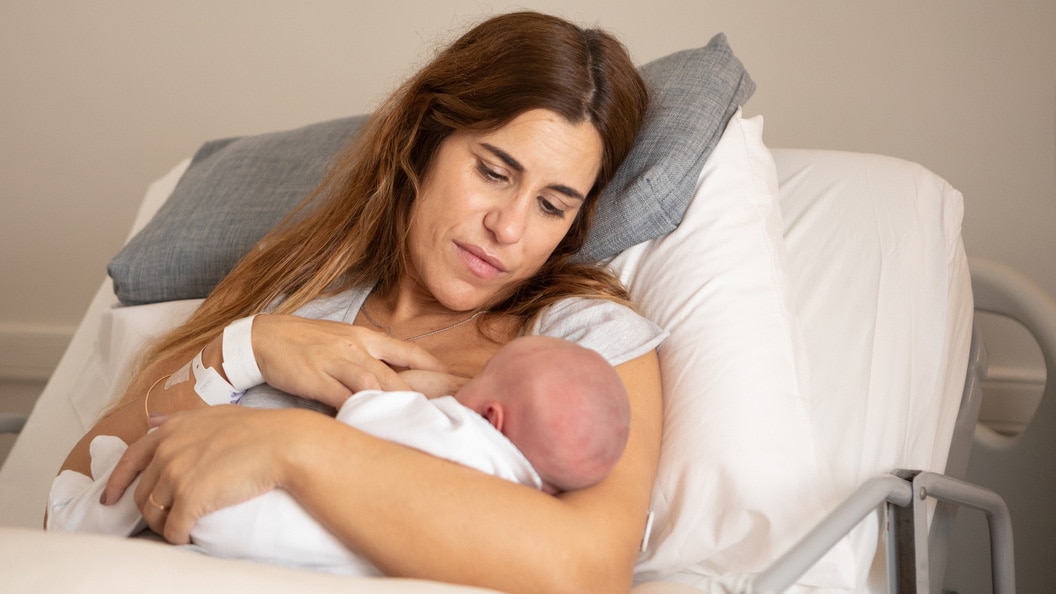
361, 280, 519, 379
371, 279, 460, 324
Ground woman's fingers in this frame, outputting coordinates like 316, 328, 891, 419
105, 406, 299, 544
130, 433, 187, 539
398, 369, 470, 399
139, 481, 174, 537
102, 427, 162, 507
366, 335, 448, 373
252, 315, 448, 403
100, 424, 180, 538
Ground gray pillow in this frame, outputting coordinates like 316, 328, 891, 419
108, 33, 753, 305
578, 33, 755, 262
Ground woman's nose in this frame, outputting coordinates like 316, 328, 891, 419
483, 195, 530, 244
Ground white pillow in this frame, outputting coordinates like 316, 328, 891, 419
611, 111, 855, 589
773, 148, 973, 592
773, 148, 973, 489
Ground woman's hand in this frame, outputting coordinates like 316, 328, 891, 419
251, 314, 449, 408
102, 405, 324, 544
398, 369, 470, 399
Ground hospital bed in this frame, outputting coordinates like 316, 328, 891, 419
2, 34, 1055, 593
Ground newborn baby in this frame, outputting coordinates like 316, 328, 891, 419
48, 335, 630, 575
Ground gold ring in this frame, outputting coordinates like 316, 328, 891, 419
148, 491, 169, 513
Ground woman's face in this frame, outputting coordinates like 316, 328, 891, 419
406, 108, 603, 312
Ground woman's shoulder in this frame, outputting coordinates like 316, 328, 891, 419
533, 298, 668, 367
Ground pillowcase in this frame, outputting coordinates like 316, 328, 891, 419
609, 112, 856, 589
107, 34, 754, 306
773, 148, 974, 590
108, 116, 368, 305
579, 33, 755, 263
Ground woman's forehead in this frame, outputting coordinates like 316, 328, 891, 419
466, 109, 603, 192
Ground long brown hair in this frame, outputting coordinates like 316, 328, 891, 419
139, 11, 648, 377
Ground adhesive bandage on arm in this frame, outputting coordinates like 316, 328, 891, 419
192, 350, 244, 406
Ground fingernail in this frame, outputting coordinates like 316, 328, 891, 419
99, 492, 108, 505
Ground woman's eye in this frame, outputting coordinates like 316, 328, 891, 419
539, 197, 566, 219
477, 162, 507, 183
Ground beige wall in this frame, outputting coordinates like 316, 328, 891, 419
2, 0, 1055, 378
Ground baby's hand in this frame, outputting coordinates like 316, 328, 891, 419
398, 370, 469, 399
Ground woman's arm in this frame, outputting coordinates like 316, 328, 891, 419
59, 343, 211, 478
304, 351, 662, 593
62, 315, 447, 479
105, 350, 662, 594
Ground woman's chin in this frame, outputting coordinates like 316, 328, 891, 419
430, 286, 496, 314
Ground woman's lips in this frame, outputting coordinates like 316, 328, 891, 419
456, 242, 505, 280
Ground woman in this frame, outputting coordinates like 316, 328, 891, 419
61, 11, 663, 594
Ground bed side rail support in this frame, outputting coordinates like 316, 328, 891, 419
753, 475, 911, 593
889, 471, 1015, 594
751, 471, 1014, 594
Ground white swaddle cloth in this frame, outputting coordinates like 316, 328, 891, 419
47, 390, 542, 575
48, 434, 148, 536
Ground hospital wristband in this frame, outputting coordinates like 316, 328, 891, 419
192, 350, 244, 406
221, 315, 265, 391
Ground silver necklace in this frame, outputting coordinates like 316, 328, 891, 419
360, 304, 485, 342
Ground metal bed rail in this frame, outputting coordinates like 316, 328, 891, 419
751, 470, 1014, 594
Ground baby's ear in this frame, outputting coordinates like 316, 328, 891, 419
482, 402, 504, 431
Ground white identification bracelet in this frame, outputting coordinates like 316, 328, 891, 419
222, 315, 265, 391
192, 350, 244, 406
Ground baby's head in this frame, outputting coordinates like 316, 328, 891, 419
455, 336, 630, 494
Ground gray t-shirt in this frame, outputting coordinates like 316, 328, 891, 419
240, 285, 667, 411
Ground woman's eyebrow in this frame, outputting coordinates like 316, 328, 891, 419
480, 142, 586, 201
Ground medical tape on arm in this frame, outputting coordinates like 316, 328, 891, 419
192, 350, 244, 406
